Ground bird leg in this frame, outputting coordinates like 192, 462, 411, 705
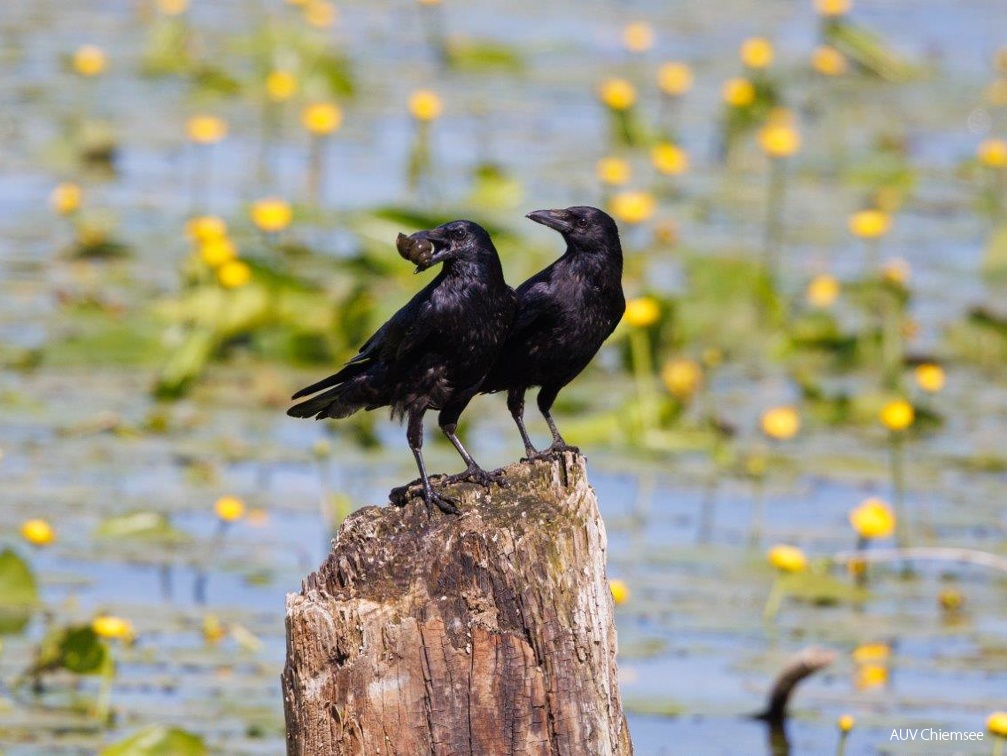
537, 385, 580, 456
404, 408, 460, 514
439, 421, 508, 488
507, 387, 539, 459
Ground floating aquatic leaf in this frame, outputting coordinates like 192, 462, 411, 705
94, 512, 191, 545
445, 38, 525, 73
101, 725, 207, 756
0, 548, 39, 635
30, 625, 110, 676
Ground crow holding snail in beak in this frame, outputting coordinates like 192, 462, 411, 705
288, 221, 516, 514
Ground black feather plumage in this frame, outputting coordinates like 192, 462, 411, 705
481, 206, 625, 457
288, 220, 516, 513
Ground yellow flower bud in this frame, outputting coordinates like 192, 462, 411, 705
187, 115, 228, 145
92, 615, 134, 640
661, 358, 702, 399
848, 209, 891, 239
609, 190, 655, 224
301, 102, 343, 135
598, 78, 637, 111
989, 712, 1007, 738
767, 545, 807, 573
622, 22, 654, 53
855, 664, 888, 689
199, 237, 238, 268
812, 46, 847, 76
217, 260, 252, 289
806, 274, 840, 308
214, 495, 246, 522
624, 297, 660, 328
740, 37, 774, 69
978, 138, 1007, 168
651, 143, 690, 175
50, 182, 82, 215
73, 45, 106, 77
21, 519, 55, 546
304, 0, 337, 28
722, 78, 756, 107
596, 157, 631, 186
838, 715, 855, 733
849, 497, 895, 539
658, 62, 693, 96
852, 642, 890, 663
758, 123, 800, 158
609, 579, 630, 605
761, 406, 800, 440
914, 363, 945, 393
251, 197, 293, 232
185, 215, 227, 243
409, 89, 443, 122
880, 399, 914, 431
815, 0, 851, 16
157, 0, 189, 15
266, 70, 298, 102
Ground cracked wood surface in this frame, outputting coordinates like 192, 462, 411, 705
282, 452, 631, 755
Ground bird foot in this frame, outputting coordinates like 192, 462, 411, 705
525, 443, 580, 462
441, 465, 509, 489
424, 487, 461, 515
389, 477, 461, 514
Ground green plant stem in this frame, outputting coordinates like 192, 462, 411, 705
889, 433, 907, 547
835, 731, 849, 756
854, 535, 868, 587
95, 653, 114, 725
629, 328, 657, 436
865, 237, 880, 273
308, 134, 325, 207
995, 734, 1004, 756
750, 474, 766, 548
763, 157, 786, 282
763, 576, 785, 622
880, 288, 902, 390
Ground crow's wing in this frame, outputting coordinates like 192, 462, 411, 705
511, 268, 561, 336
291, 292, 435, 400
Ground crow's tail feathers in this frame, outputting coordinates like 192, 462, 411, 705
288, 362, 375, 420
287, 383, 366, 420
291, 359, 368, 400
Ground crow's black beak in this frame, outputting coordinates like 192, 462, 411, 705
401, 228, 453, 273
526, 209, 573, 234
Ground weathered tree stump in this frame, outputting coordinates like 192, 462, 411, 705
282, 452, 631, 755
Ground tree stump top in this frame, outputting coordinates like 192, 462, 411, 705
283, 452, 631, 755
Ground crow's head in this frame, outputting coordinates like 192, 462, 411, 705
400, 220, 496, 272
525, 206, 620, 249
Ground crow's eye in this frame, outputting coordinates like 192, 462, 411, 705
576, 217, 588, 228
451, 227, 466, 240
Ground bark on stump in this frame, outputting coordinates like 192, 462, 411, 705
282, 452, 631, 755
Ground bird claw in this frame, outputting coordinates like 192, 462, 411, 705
525, 443, 580, 462
442, 466, 509, 489
388, 479, 461, 515
425, 487, 461, 515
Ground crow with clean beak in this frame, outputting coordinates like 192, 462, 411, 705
482, 206, 625, 458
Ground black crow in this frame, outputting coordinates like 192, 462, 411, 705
482, 206, 625, 457
288, 221, 516, 514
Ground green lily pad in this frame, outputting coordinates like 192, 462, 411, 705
93, 512, 191, 545
101, 725, 207, 756
0, 548, 39, 635
31, 624, 110, 676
